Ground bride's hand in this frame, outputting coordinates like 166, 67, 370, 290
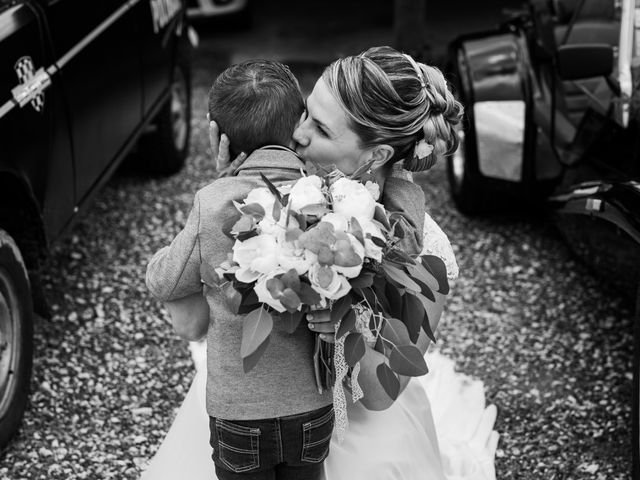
306, 310, 336, 344
209, 120, 247, 177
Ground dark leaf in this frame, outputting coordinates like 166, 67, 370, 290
380, 317, 411, 347
240, 307, 273, 358
374, 204, 391, 230
266, 277, 285, 298
422, 312, 436, 344
260, 172, 285, 206
348, 217, 365, 246
387, 248, 416, 265
349, 271, 375, 289
389, 345, 429, 376
414, 292, 440, 343
281, 269, 301, 292
413, 277, 435, 302
280, 310, 304, 334
420, 255, 450, 295
376, 363, 400, 400
200, 261, 219, 287
344, 332, 366, 367
272, 198, 282, 222
382, 263, 422, 292
336, 308, 357, 339
370, 235, 386, 248
240, 203, 266, 221
357, 287, 377, 310
279, 288, 302, 313
236, 230, 259, 242
300, 204, 331, 217
371, 279, 391, 315
298, 282, 322, 305
385, 281, 403, 319
222, 214, 241, 239
407, 260, 439, 292
231, 215, 254, 235
331, 294, 352, 324
402, 294, 425, 343
243, 335, 270, 373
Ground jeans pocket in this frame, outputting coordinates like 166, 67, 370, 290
300, 407, 334, 463
213, 418, 260, 473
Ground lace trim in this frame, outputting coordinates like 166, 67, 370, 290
421, 212, 459, 280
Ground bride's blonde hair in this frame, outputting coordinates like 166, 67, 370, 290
322, 46, 463, 172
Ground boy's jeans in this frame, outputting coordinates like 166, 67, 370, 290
209, 404, 334, 480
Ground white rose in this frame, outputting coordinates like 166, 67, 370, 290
277, 243, 317, 276
254, 270, 287, 313
360, 219, 385, 262
258, 207, 299, 239
330, 178, 376, 220
319, 212, 349, 233
232, 235, 279, 283
288, 175, 326, 212
243, 188, 277, 220
308, 264, 351, 300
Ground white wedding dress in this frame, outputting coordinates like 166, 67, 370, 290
140, 214, 499, 480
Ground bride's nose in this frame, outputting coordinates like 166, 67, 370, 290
293, 121, 310, 147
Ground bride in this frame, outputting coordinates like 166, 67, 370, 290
142, 46, 498, 480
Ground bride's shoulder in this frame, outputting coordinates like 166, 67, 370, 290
420, 212, 459, 280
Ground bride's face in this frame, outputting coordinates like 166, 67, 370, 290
293, 78, 372, 176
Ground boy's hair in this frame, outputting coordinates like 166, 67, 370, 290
208, 60, 304, 157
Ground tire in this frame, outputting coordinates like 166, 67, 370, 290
0, 230, 33, 449
634, 283, 640, 480
137, 61, 192, 176
447, 46, 514, 215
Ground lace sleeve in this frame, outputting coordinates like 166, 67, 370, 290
421, 212, 459, 280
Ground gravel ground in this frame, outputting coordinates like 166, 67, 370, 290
0, 36, 635, 480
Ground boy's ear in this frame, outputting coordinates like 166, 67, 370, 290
368, 144, 395, 170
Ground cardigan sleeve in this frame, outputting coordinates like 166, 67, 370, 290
146, 192, 204, 302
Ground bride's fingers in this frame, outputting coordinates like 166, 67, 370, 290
217, 134, 231, 171
217, 151, 247, 178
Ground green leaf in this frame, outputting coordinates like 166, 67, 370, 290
402, 294, 425, 343
231, 215, 254, 235
240, 203, 266, 221
300, 203, 331, 217
281, 269, 301, 292
331, 294, 352, 324
280, 310, 304, 334
374, 204, 391, 230
243, 335, 270, 373
386, 248, 416, 265
285, 227, 303, 243
240, 307, 273, 358
414, 292, 439, 343
370, 235, 386, 248
407, 260, 439, 292
344, 332, 366, 367
279, 288, 302, 313
223, 283, 243, 314
260, 173, 285, 206
412, 277, 436, 302
376, 363, 400, 400
356, 287, 377, 309
298, 282, 322, 305
389, 345, 428, 376
272, 198, 282, 222
200, 261, 219, 287
348, 217, 365, 246
420, 255, 449, 295
266, 277, 285, 298
336, 308, 356, 339
380, 317, 411, 347
385, 282, 404, 319
382, 263, 422, 292
349, 271, 375, 288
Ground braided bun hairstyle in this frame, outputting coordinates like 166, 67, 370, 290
321, 46, 463, 172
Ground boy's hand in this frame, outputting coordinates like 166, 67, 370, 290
209, 120, 247, 177
306, 309, 336, 344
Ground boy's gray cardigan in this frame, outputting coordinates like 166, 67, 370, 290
146, 148, 425, 420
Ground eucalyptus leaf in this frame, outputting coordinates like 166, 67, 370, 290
240, 307, 273, 358
349, 271, 375, 289
281, 269, 301, 292
420, 255, 450, 295
231, 215, 254, 235
348, 217, 365, 246
407, 260, 439, 292
381, 317, 411, 347
402, 294, 425, 343
344, 332, 366, 367
280, 310, 304, 334
298, 282, 322, 305
331, 294, 352, 324
376, 363, 400, 400
260, 172, 285, 206
240, 203, 266, 221
389, 345, 429, 376
414, 292, 439, 342
272, 199, 282, 222
336, 308, 356, 339
243, 335, 271, 373
280, 288, 302, 313
374, 204, 391, 230
382, 263, 422, 292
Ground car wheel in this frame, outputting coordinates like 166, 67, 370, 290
137, 62, 192, 176
0, 230, 33, 449
447, 46, 509, 215
634, 283, 640, 479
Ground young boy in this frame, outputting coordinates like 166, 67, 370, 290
146, 60, 334, 480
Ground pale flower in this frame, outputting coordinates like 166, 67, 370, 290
288, 175, 326, 212
258, 206, 299, 239
330, 178, 376, 220
232, 235, 279, 283
254, 270, 287, 313
277, 243, 317, 276
243, 188, 277, 220
364, 181, 380, 201
308, 264, 351, 300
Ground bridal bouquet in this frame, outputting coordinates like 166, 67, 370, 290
215, 171, 449, 404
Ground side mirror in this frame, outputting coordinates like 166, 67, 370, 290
556, 44, 614, 80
